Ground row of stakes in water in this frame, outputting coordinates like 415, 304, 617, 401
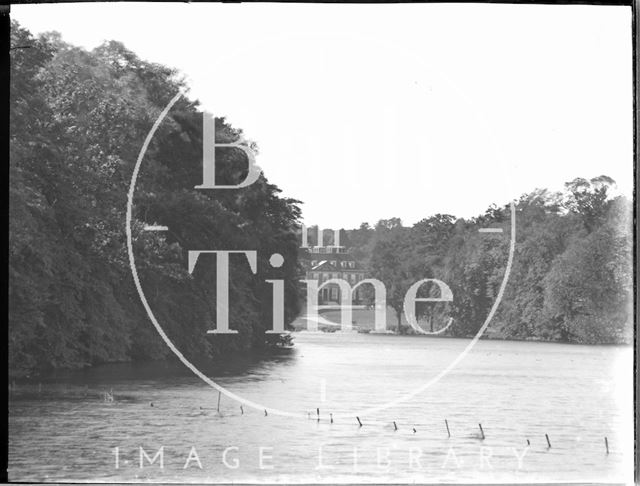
102, 389, 610, 455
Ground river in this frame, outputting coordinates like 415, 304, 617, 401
8, 332, 633, 483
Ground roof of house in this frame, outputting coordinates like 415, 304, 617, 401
311, 260, 338, 272
310, 260, 365, 273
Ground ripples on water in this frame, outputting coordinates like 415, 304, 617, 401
8, 333, 633, 483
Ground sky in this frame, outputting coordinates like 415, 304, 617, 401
12, 3, 633, 229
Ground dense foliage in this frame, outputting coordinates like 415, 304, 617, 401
10, 23, 302, 377
10, 23, 632, 379
343, 178, 633, 344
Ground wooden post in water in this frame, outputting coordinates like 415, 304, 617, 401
356, 417, 362, 427
316, 408, 320, 421
217, 392, 221, 412
605, 437, 609, 454
393, 421, 398, 431
445, 419, 451, 438
526, 439, 530, 446
545, 434, 551, 448
478, 424, 485, 440
264, 409, 268, 416
330, 413, 334, 424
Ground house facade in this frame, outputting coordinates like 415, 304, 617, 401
299, 244, 367, 305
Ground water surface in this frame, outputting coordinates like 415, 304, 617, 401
9, 333, 633, 483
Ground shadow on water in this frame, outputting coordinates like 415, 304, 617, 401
9, 347, 299, 401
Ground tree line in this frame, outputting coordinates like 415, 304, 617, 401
10, 22, 632, 380
9, 22, 302, 377
341, 177, 633, 344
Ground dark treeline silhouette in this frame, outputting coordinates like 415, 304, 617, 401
341, 177, 632, 344
10, 23, 632, 378
9, 23, 302, 377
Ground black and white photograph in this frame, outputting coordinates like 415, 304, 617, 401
7, 2, 636, 483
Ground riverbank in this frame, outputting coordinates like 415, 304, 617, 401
290, 307, 632, 345
11, 313, 631, 381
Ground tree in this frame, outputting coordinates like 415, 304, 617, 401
9, 23, 303, 376
353, 181, 632, 344
564, 176, 616, 231
543, 197, 632, 343
369, 223, 412, 332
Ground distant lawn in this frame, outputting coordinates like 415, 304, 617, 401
290, 306, 433, 332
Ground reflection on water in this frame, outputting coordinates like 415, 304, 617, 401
8, 333, 633, 483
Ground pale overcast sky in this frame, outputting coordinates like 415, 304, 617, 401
12, 3, 633, 229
